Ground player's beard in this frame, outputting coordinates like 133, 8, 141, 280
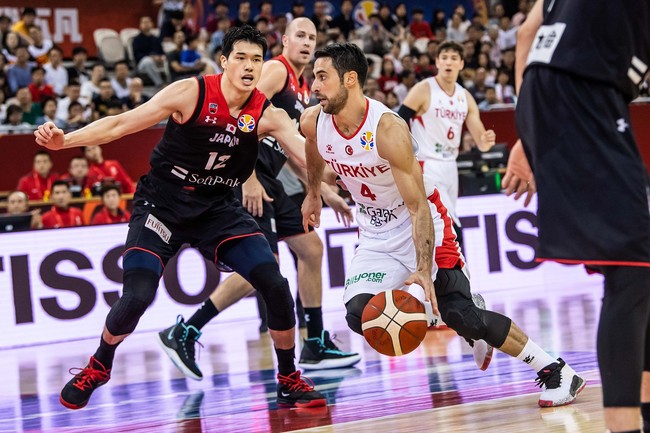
322, 85, 348, 115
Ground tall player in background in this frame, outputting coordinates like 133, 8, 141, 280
35, 26, 326, 410
398, 40, 496, 247
301, 42, 585, 408
504, 0, 650, 431
158, 18, 360, 379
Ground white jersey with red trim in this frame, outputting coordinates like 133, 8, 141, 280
317, 98, 408, 234
411, 77, 468, 162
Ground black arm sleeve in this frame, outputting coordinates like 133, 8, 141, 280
397, 104, 417, 124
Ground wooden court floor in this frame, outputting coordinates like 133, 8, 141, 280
0, 280, 607, 432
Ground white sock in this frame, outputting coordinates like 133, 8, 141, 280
515, 338, 558, 372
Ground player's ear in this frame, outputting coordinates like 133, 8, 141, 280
346, 70, 358, 87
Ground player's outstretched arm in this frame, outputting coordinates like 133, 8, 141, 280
34, 79, 199, 151
299, 106, 326, 231
376, 114, 437, 314
515, 0, 543, 94
464, 90, 496, 151
258, 104, 308, 169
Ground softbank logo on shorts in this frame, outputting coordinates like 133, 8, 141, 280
145, 214, 172, 244
345, 272, 387, 287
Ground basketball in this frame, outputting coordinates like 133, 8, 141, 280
361, 290, 429, 356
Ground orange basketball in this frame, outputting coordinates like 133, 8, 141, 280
361, 290, 428, 356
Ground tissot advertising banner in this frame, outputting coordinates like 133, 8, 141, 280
0, 195, 596, 348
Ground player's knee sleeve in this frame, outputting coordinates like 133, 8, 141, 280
106, 268, 160, 336
123, 248, 164, 274
345, 293, 374, 335
439, 292, 488, 341
249, 262, 295, 331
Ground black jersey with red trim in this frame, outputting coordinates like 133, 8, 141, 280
257, 54, 311, 178
149, 74, 270, 194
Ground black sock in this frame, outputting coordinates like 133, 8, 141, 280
275, 346, 296, 376
186, 299, 219, 330
304, 307, 323, 339
613, 430, 641, 433
642, 402, 650, 433
93, 336, 120, 369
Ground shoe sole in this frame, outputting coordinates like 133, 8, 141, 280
474, 342, 494, 371
538, 377, 587, 407
277, 398, 327, 408
59, 394, 88, 410
156, 333, 203, 381
298, 354, 362, 370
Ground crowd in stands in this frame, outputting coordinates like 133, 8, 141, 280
2, 0, 648, 230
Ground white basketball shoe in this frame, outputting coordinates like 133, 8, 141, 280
470, 293, 493, 371
536, 358, 586, 407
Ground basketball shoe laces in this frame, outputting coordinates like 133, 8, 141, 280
179, 323, 204, 362
278, 371, 315, 392
69, 358, 110, 391
535, 358, 565, 389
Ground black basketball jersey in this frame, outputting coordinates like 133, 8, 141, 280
525, 0, 649, 102
257, 54, 311, 178
149, 74, 270, 194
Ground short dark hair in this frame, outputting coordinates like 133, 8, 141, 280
222, 25, 267, 59
51, 180, 70, 191
100, 183, 121, 197
314, 43, 368, 87
437, 40, 464, 60
22, 7, 36, 17
34, 150, 51, 160
72, 46, 87, 56
31, 65, 45, 74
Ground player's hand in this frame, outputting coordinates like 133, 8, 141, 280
301, 192, 322, 232
321, 184, 353, 228
502, 139, 536, 207
34, 122, 65, 150
335, 176, 349, 191
242, 174, 272, 217
405, 271, 438, 316
481, 129, 496, 149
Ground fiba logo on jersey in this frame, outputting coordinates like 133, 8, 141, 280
360, 131, 374, 150
238, 114, 256, 133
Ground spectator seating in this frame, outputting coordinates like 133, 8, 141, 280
119, 27, 140, 68
93, 28, 126, 66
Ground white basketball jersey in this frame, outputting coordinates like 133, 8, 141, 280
317, 98, 408, 234
411, 77, 468, 161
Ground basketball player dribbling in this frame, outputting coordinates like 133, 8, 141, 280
301, 42, 585, 408
35, 26, 326, 410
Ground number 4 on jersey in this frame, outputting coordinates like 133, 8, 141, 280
360, 183, 377, 201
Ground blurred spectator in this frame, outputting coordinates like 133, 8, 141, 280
11, 7, 36, 45
133, 16, 166, 88
41, 180, 84, 228
469, 67, 490, 103
7, 87, 42, 124
311, 1, 331, 32
67, 46, 90, 86
274, 14, 288, 35
7, 46, 33, 94
56, 80, 89, 123
483, 25, 501, 66
44, 46, 68, 96
17, 150, 58, 201
371, 89, 386, 104
110, 61, 132, 99
385, 90, 399, 110
91, 184, 131, 225
287, 1, 306, 21
494, 68, 516, 103
63, 101, 88, 130
393, 69, 416, 104
167, 31, 205, 81
409, 8, 433, 40
0, 88, 7, 122
4, 190, 42, 229
0, 15, 11, 48
463, 40, 479, 69
3, 104, 29, 128
488, 3, 506, 27
460, 130, 479, 154
497, 16, 518, 51
477, 85, 499, 110
83, 145, 136, 194
92, 78, 122, 119
28, 66, 55, 103
27, 26, 53, 65
451, 4, 472, 33
80, 64, 106, 100
415, 53, 436, 79
363, 14, 391, 57
205, 1, 229, 34
36, 96, 66, 128
512, 0, 530, 26
255, 18, 279, 57
431, 8, 447, 33
378, 4, 398, 35
60, 156, 99, 198
210, 17, 231, 55
446, 13, 466, 43
477, 52, 497, 84
233, 1, 255, 27
106, 99, 125, 117
121, 77, 150, 110
500, 48, 515, 84
160, 10, 192, 43
154, 0, 185, 25
330, 0, 355, 40
377, 57, 399, 93
2, 32, 22, 64
363, 77, 380, 98
393, 3, 409, 29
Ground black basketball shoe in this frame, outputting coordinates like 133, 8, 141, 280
277, 371, 327, 408
59, 356, 111, 409
157, 315, 203, 380
298, 330, 361, 370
